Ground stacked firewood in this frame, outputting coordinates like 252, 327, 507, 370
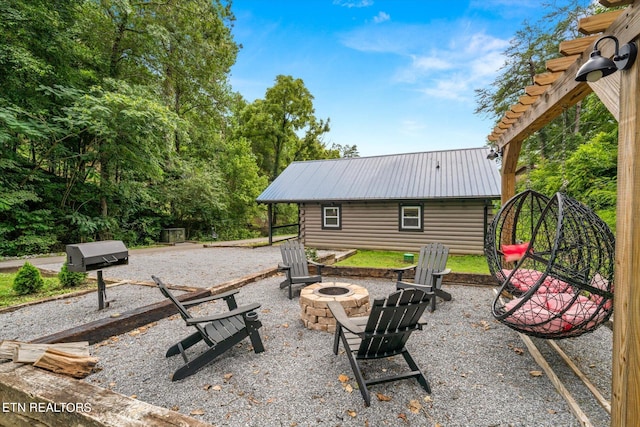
0, 340, 97, 378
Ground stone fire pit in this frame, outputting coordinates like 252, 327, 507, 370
299, 282, 370, 332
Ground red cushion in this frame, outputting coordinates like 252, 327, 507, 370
501, 269, 540, 292
544, 292, 576, 313
502, 242, 531, 262
503, 298, 567, 333
562, 300, 601, 329
501, 269, 571, 294
591, 294, 613, 310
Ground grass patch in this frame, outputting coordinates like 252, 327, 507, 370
0, 272, 94, 308
335, 250, 490, 274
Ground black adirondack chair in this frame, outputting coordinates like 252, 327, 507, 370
328, 288, 433, 406
395, 243, 452, 311
151, 276, 265, 381
278, 240, 324, 299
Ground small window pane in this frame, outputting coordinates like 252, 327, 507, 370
404, 207, 419, 217
404, 217, 419, 227
401, 205, 422, 230
325, 217, 338, 226
323, 206, 341, 229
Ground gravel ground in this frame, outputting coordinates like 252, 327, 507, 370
0, 246, 613, 426
0, 283, 185, 342
37, 245, 289, 288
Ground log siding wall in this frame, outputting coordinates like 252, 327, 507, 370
300, 200, 493, 255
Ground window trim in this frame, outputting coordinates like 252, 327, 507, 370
399, 203, 423, 232
322, 204, 342, 230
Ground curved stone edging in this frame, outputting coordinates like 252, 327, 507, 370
299, 282, 370, 332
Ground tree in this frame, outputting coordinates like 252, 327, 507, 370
239, 75, 332, 181
214, 137, 268, 239
57, 80, 180, 232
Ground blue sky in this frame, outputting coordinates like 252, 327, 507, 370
229, 0, 549, 157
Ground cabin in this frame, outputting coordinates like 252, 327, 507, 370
256, 147, 501, 254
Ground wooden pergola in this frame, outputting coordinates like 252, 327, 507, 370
488, 1, 639, 425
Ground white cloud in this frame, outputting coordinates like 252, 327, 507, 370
339, 18, 510, 102
400, 30, 508, 101
333, 0, 373, 8
373, 11, 390, 24
339, 23, 430, 54
419, 76, 472, 101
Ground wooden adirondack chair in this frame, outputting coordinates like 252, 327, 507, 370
151, 276, 264, 381
395, 243, 452, 311
278, 240, 324, 299
328, 288, 433, 406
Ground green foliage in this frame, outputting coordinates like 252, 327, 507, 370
0, 272, 90, 307
1, 1, 358, 257
525, 130, 617, 232
0, 155, 58, 256
304, 246, 318, 261
58, 262, 88, 288
12, 262, 44, 295
239, 75, 334, 181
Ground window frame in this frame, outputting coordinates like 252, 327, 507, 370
322, 204, 342, 230
399, 203, 424, 232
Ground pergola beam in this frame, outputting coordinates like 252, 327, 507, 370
495, 6, 640, 152
589, 73, 621, 120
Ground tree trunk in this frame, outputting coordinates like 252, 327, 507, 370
109, 19, 128, 78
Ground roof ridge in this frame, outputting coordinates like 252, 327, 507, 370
290, 146, 492, 164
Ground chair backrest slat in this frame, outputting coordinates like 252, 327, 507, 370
415, 243, 449, 286
358, 289, 431, 357
281, 240, 310, 277
152, 275, 208, 337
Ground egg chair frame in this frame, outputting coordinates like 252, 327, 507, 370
485, 190, 615, 339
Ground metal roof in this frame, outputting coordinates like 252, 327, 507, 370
256, 147, 501, 203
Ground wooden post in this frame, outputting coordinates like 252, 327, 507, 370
611, 40, 640, 427
499, 140, 522, 204
267, 203, 273, 245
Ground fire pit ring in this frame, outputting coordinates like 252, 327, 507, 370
300, 282, 370, 332
313, 286, 354, 297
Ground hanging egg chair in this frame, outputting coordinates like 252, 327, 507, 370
485, 190, 615, 339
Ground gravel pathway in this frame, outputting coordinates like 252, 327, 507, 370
37, 245, 287, 288
1, 246, 613, 426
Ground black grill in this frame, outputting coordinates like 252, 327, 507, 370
65, 240, 129, 309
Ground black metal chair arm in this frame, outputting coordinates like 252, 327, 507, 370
185, 302, 261, 325
327, 301, 366, 336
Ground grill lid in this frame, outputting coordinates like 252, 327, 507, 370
65, 240, 129, 272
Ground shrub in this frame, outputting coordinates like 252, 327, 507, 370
12, 262, 44, 295
305, 246, 318, 261
58, 262, 88, 288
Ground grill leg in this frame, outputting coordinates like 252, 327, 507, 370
97, 270, 108, 310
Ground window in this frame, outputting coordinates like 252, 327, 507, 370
399, 204, 423, 231
322, 205, 341, 229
